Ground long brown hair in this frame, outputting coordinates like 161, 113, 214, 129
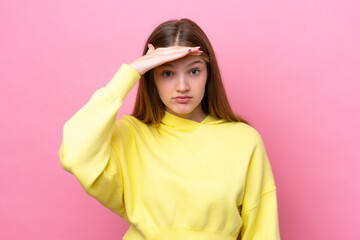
132, 18, 250, 128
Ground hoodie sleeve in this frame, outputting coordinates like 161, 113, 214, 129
57, 64, 141, 217
238, 132, 280, 240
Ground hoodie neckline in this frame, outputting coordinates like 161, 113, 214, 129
160, 110, 226, 131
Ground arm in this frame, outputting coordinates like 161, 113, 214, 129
57, 64, 140, 216
238, 133, 280, 240
57, 45, 203, 217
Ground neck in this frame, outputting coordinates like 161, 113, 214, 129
165, 107, 207, 123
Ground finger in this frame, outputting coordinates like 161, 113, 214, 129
181, 47, 202, 56
188, 51, 203, 55
167, 47, 202, 58
156, 46, 199, 54
148, 46, 202, 68
188, 46, 201, 53
175, 47, 201, 57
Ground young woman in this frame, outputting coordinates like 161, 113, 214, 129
58, 18, 280, 240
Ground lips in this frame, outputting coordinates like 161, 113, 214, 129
175, 96, 191, 99
175, 96, 192, 103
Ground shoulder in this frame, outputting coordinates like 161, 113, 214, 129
236, 123, 269, 157
113, 115, 146, 140
225, 121, 264, 145
116, 114, 148, 130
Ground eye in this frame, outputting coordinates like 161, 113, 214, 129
190, 69, 200, 75
162, 71, 172, 77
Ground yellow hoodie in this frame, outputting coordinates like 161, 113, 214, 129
58, 64, 280, 240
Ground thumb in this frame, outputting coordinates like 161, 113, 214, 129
146, 43, 155, 54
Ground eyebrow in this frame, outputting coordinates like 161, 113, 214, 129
161, 60, 204, 68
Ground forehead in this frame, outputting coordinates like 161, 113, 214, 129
158, 55, 206, 68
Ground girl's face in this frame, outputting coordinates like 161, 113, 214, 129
153, 54, 208, 121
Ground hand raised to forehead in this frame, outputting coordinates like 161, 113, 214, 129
129, 44, 203, 76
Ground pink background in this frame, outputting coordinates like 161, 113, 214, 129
1, 0, 359, 239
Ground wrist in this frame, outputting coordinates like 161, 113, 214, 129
129, 62, 144, 76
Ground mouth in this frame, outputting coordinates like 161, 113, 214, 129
174, 96, 192, 103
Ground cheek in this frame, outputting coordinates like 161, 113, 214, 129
195, 76, 208, 93
154, 80, 170, 98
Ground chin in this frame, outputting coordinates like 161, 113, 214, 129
167, 105, 196, 115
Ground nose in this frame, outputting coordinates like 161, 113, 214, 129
176, 74, 190, 93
